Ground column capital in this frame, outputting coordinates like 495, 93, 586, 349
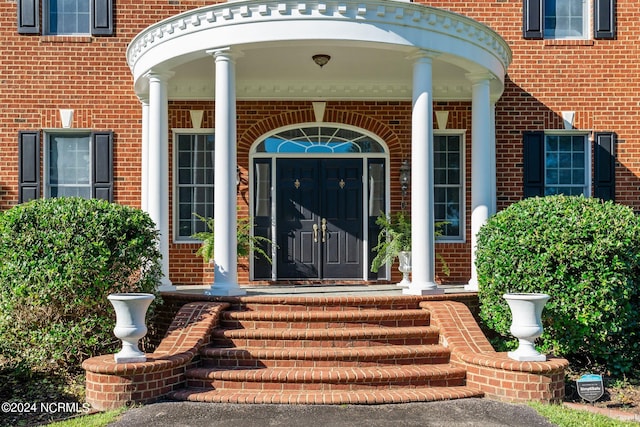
465, 72, 494, 85
206, 47, 244, 61
406, 48, 439, 63
144, 70, 175, 83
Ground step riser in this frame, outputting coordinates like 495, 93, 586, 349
220, 320, 429, 329
234, 303, 422, 312
186, 378, 466, 391
202, 357, 451, 369
211, 337, 438, 348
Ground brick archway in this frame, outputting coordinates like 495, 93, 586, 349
238, 105, 402, 161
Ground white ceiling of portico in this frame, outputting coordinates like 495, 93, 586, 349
167, 41, 475, 101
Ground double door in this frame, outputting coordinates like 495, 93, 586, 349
276, 158, 363, 279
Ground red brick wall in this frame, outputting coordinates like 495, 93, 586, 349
2, 1, 638, 286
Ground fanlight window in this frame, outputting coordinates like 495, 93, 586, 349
255, 126, 384, 153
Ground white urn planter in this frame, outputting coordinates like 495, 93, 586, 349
108, 293, 155, 363
503, 293, 550, 361
397, 250, 411, 287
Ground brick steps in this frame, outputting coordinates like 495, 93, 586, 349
220, 308, 430, 329
186, 364, 468, 391
168, 297, 484, 405
172, 386, 483, 405
199, 344, 451, 368
211, 326, 439, 348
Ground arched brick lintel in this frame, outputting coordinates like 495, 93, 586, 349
237, 106, 402, 159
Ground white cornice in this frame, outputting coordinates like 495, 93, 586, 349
168, 79, 475, 101
127, 0, 512, 90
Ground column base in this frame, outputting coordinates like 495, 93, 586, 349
464, 279, 478, 292
402, 282, 444, 296
157, 279, 176, 292
205, 283, 247, 296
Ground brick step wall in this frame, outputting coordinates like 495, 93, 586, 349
169, 299, 484, 404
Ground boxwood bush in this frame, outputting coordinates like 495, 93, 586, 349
0, 197, 162, 374
476, 195, 640, 377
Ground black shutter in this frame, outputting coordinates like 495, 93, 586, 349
91, 0, 114, 36
594, 0, 615, 39
18, 131, 40, 203
593, 132, 616, 201
17, 0, 40, 35
523, 0, 543, 39
523, 131, 545, 198
92, 131, 113, 202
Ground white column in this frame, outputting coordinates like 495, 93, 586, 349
490, 100, 497, 215
146, 71, 174, 291
403, 51, 442, 296
466, 74, 493, 291
206, 48, 246, 296
139, 95, 149, 213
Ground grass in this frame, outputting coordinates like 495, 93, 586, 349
529, 402, 639, 427
45, 408, 127, 427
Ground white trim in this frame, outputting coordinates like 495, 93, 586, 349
171, 128, 215, 244
43, 130, 92, 199
433, 129, 466, 243
127, 0, 511, 100
542, 131, 592, 197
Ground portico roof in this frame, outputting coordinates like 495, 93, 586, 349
127, 0, 512, 101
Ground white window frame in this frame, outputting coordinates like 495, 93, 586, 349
43, 130, 92, 199
173, 129, 215, 243
433, 130, 465, 243
543, 0, 591, 40
543, 131, 591, 196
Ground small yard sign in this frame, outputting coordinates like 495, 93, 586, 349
576, 374, 604, 403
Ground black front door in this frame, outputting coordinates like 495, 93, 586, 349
276, 158, 363, 279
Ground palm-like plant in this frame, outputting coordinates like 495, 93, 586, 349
370, 212, 449, 275
370, 212, 411, 273
192, 214, 275, 264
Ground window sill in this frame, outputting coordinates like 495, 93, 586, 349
40, 35, 93, 44
543, 39, 594, 47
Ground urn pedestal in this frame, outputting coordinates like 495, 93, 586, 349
108, 293, 155, 363
503, 293, 550, 362
397, 251, 411, 287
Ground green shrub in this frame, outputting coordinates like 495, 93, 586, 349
476, 195, 640, 377
0, 197, 162, 374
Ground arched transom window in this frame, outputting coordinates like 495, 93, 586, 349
255, 126, 385, 154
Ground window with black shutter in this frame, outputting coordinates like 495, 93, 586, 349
523, 0, 616, 40
17, 0, 114, 35
522, 131, 616, 201
18, 130, 114, 203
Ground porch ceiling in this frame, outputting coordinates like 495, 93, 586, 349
167, 42, 477, 101
128, 0, 512, 102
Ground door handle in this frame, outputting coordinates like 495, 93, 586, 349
321, 218, 327, 243
313, 223, 318, 242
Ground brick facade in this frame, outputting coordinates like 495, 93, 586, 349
2, 1, 636, 285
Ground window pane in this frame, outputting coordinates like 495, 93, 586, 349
49, 134, 91, 197
544, 0, 586, 38
176, 134, 215, 238
48, 0, 90, 35
257, 126, 383, 153
433, 134, 463, 239
368, 162, 385, 216
544, 134, 587, 195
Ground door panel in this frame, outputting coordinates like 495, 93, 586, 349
275, 158, 363, 280
321, 159, 363, 278
276, 159, 320, 279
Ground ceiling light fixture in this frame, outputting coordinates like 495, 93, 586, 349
312, 54, 331, 68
